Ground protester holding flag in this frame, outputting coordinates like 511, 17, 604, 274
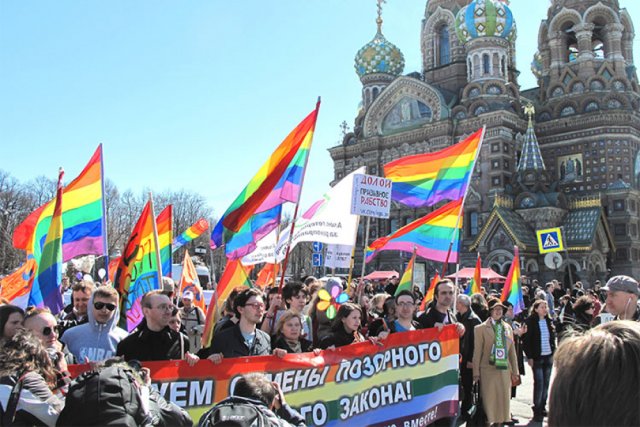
455, 293, 482, 421
522, 299, 556, 422
473, 297, 520, 426
179, 291, 205, 353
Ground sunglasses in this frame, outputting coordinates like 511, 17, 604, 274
42, 325, 59, 336
94, 302, 117, 311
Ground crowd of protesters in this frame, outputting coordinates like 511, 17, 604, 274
0, 270, 638, 426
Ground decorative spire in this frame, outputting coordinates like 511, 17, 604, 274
517, 104, 546, 172
376, 0, 386, 33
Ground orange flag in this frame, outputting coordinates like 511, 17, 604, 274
0, 256, 37, 308
255, 263, 277, 288
178, 251, 206, 312
420, 272, 440, 312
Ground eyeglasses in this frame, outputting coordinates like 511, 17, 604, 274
42, 325, 58, 336
94, 302, 117, 311
154, 304, 175, 312
244, 302, 266, 310
397, 302, 415, 308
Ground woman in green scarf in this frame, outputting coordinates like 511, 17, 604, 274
472, 297, 520, 426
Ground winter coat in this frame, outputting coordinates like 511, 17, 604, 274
522, 316, 556, 360
199, 323, 271, 359
117, 323, 190, 362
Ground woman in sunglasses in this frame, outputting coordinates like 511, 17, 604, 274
60, 286, 128, 363
0, 329, 64, 426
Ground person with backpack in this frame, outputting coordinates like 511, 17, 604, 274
57, 359, 192, 427
179, 291, 205, 353
117, 290, 199, 364
198, 372, 305, 427
0, 329, 64, 427
60, 286, 128, 362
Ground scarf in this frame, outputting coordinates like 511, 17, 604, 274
489, 320, 508, 370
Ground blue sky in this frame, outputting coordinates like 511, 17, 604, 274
1, 1, 639, 220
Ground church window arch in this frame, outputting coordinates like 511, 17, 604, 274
560, 104, 576, 117
550, 86, 564, 98
482, 54, 491, 75
590, 78, 605, 90
584, 101, 600, 113
437, 24, 451, 66
473, 55, 481, 78
381, 96, 433, 134
372, 87, 380, 100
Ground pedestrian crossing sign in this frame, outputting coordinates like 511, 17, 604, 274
536, 227, 564, 254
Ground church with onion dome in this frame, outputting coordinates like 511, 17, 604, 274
329, 0, 640, 286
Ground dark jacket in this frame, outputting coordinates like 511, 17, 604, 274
199, 323, 271, 359
272, 335, 314, 354
198, 396, 305, 427
522, 316, 556, 360
116, 323, 189, 362
417, 307, 457, 329
456, 308, 482, 365
318, 327, 364, 349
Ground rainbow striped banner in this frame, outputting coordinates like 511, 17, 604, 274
501, 246, 525, 315
395, 250, 416, 296
384, 129, 483, 208
73, 326, 460, 425
156, 205, 172, 277
366, 199, 463, 264
114, 200, 162, 331
465, 253, 482, 295
172, 218, 209, 252
29, 169, 65, 314
201, 259, 252, 348
211, 102, 320, 259
13, 145, 106, 263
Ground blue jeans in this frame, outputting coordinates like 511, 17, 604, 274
533, 355, 553, 413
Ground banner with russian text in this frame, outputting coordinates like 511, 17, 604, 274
71, 326, 459, 426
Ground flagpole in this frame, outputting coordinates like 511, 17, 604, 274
148, 192, 164, 287
358, 216, 371, 289
273, 226, 280, 288
440, 125, 486, 278
411, 245, 417, 290
278, 97, 322, 293
99, 143, 110, 282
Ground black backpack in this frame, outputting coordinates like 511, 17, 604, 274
198, 397, 275, 427
56, 366, 149, 427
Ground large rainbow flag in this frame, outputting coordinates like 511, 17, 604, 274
501, 246, 525, 315
211, 102, 320, 259
384, 128, 483, 208
465, 253, 482, 295
29, 169, 65, 314
173, 218, 209, 252
366, 199, 463, 264
156, 205, 172, 277
201, 259, 252, 349
114, 200, 162, 331
395, 250, 416, 296
13, 145, 106, 263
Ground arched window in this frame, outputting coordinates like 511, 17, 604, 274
372, 87, 379, 100
438, 25, 451, 66
483, 54, 491, 75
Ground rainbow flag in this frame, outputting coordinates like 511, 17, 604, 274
156, 205, 172, 277
1, 255, 37, 309
211, 102, 320, 258
466, 253, 482, 295
384, 128, 483, 208
13, 145, 106, 263
420, 272, 440, 312
29, 169, 65, 314
178, 250, 206, 312
201, 259, 252, 348
395, 250, 416, 296
173, 218, 209, 252
366, 199, 463, 264
114, 200, 162, 331
501, 246, 525, 315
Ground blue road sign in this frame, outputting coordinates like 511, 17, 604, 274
312, 253, 323, 267
312, 242, 324, 252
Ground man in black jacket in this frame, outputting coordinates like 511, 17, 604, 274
199, 288, 271, 362
417, 279, 465, 337
456, 294, 482, 420
117, 290, 199, 364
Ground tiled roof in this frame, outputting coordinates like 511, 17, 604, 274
562, 207, 601, 247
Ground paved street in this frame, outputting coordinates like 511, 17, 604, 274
509, 364, 544, 427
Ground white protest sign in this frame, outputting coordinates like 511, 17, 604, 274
324, 244, 353, 269
351, 174, 392, 218
242, 227, 279, 265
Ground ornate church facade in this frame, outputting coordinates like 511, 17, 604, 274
329, 0, 640, 285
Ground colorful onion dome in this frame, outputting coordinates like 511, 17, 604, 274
455, 0, 516, 44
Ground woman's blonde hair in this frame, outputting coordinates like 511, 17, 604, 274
274, 310, 303, 337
